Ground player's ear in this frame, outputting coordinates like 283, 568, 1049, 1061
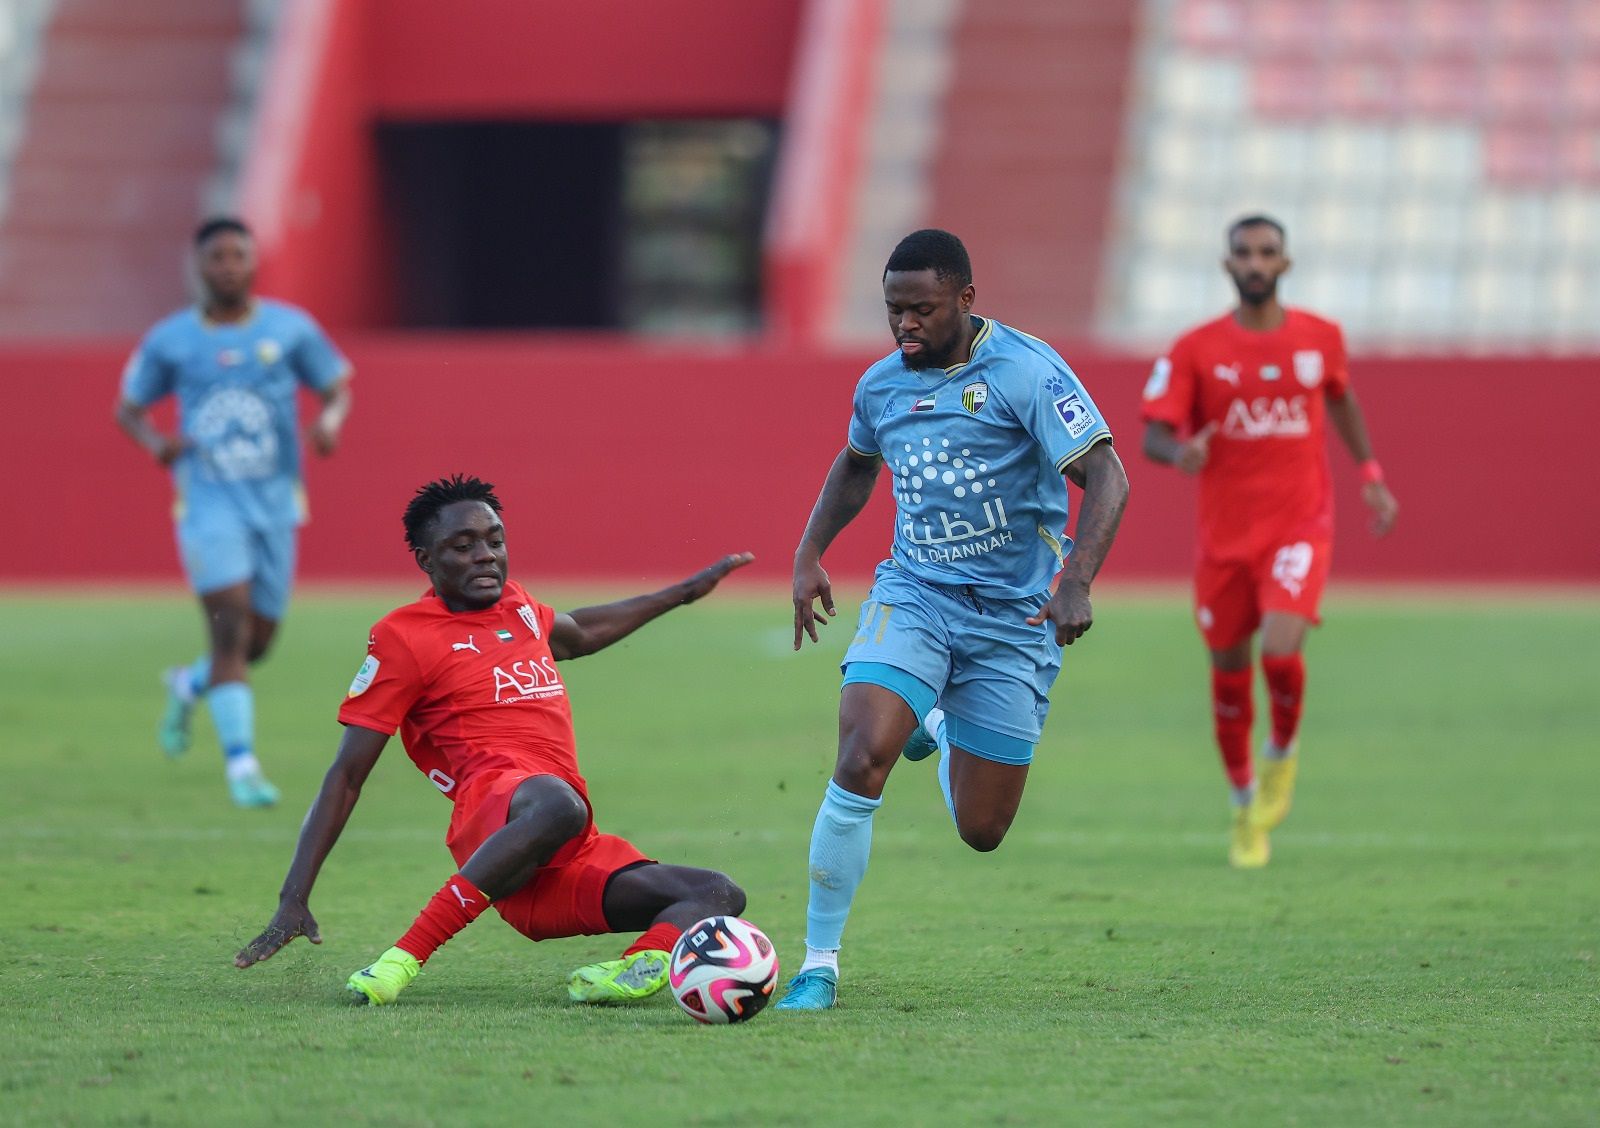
959, 283, 975, 312
413, 546, 432, 575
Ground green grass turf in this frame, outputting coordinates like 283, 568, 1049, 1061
2, 585, 1597, 1126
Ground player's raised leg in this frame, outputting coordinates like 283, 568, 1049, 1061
1255, 611, 1311, 831
347, 774, 589, 1005
567, 861, 745, 1004
777, 679, 921, 1011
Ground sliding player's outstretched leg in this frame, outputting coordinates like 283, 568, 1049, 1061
568, 862, 744, 1005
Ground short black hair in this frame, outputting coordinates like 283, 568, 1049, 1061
884, 228, 973, 289
1227, 214, 1286, 246
194, 216, 252, 247
403, 474, 503, 550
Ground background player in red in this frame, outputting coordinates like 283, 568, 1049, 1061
1141, 215, 1399, 869
235, 474, 755, 1005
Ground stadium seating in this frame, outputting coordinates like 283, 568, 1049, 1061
1100, 0, 1600, 351
0, 0, 276, 337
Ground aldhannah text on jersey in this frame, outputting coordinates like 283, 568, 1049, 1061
848, 318, 1111, 596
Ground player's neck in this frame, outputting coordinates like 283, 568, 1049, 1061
202, 297, 255, 326
1232, 300, 1286, 333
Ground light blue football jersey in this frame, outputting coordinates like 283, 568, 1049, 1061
121, 299, 350, 529
847, 316, 1112, 599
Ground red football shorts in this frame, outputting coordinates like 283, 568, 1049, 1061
443, 769, 653, 942
1193, 537, 1333, 650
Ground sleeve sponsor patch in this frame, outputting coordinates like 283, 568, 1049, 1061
347, 655, 379, 698
1053, 392, 1099, 439
1143, 357, 1171, 400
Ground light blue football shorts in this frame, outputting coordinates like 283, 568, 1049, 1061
176, 505, 298, 620
839, 562, 1064, 765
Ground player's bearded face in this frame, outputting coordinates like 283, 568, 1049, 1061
884, 269, 974, 371
1225, 227, 1289, 306
418, 501, 509, 612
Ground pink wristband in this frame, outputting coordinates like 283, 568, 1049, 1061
1359, 459, 1385, 485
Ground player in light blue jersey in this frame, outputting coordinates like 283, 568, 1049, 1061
115, 217, 353, 808
777, 230, 1129, 1010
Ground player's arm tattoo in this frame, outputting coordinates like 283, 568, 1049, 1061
796, 447, 881, 562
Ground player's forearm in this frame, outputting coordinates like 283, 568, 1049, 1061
1058, 446, 1129, 588
562, 589, 692, 655
1141, 422, 1183, 466
276, 767, 363, 903
318, 377, 353, 429
796, 450, 880, 563
1327, 393, 1375, 463
114, 401, 167, 458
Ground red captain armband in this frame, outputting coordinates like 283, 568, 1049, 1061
1359, 459, 1385, 485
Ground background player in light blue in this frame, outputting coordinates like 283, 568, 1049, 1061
780, 230, 1129, 1010
115, 217, 353, 808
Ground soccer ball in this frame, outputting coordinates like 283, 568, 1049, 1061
668, 916, 779, 1024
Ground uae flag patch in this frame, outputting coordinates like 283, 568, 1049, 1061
911, 394, 937, 412
495, 630, 514, 643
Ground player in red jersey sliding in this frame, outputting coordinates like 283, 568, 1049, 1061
236, 474, 754, 1004
1142, 215, 1399, 868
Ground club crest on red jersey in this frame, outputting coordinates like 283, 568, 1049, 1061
518, 603, 541, 638
1293, 350, 1323, 388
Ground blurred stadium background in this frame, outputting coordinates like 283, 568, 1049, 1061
0, 0, 1595, 588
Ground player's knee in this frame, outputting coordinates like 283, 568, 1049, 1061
957, 820, 1010, 853
706, 872, 746, 916
834, 736, 896, 794
245, 638, 274, 664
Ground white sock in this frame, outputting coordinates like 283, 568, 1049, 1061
1263, 739, 1295, 761
799, 945, 839, 975
225, 752, 263, 783
1230, 782, 1257, 808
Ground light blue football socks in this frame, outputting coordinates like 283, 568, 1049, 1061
207, 680, 278, 808
803, 780, 882, 952
928, 709, 958, 825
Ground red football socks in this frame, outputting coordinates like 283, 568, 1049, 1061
1262, 653, 1306, 751
395, 874, 491, 964
1211, 668, 1255, 789
623, 921, 683, 958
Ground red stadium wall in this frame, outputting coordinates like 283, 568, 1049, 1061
5, 342, 1595, 586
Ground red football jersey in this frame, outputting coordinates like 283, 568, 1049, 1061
1142, 308, 1350, 560
337, 579, 585, 804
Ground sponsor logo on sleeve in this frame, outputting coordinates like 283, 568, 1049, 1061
1053, 392, 1099, 439
1143, 358, 1171, 400
347, 655, 379, 697
1293, 350, 1324, 388
961, 382, 989, 413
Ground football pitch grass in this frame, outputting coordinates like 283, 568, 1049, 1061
2, 585, 1597, 1127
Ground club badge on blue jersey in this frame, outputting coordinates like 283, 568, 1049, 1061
962, 382, 988, 413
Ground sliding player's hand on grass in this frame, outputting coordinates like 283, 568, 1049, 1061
235, 902, 321, 968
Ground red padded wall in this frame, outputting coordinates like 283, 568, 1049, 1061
5, 339, 1595, 586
